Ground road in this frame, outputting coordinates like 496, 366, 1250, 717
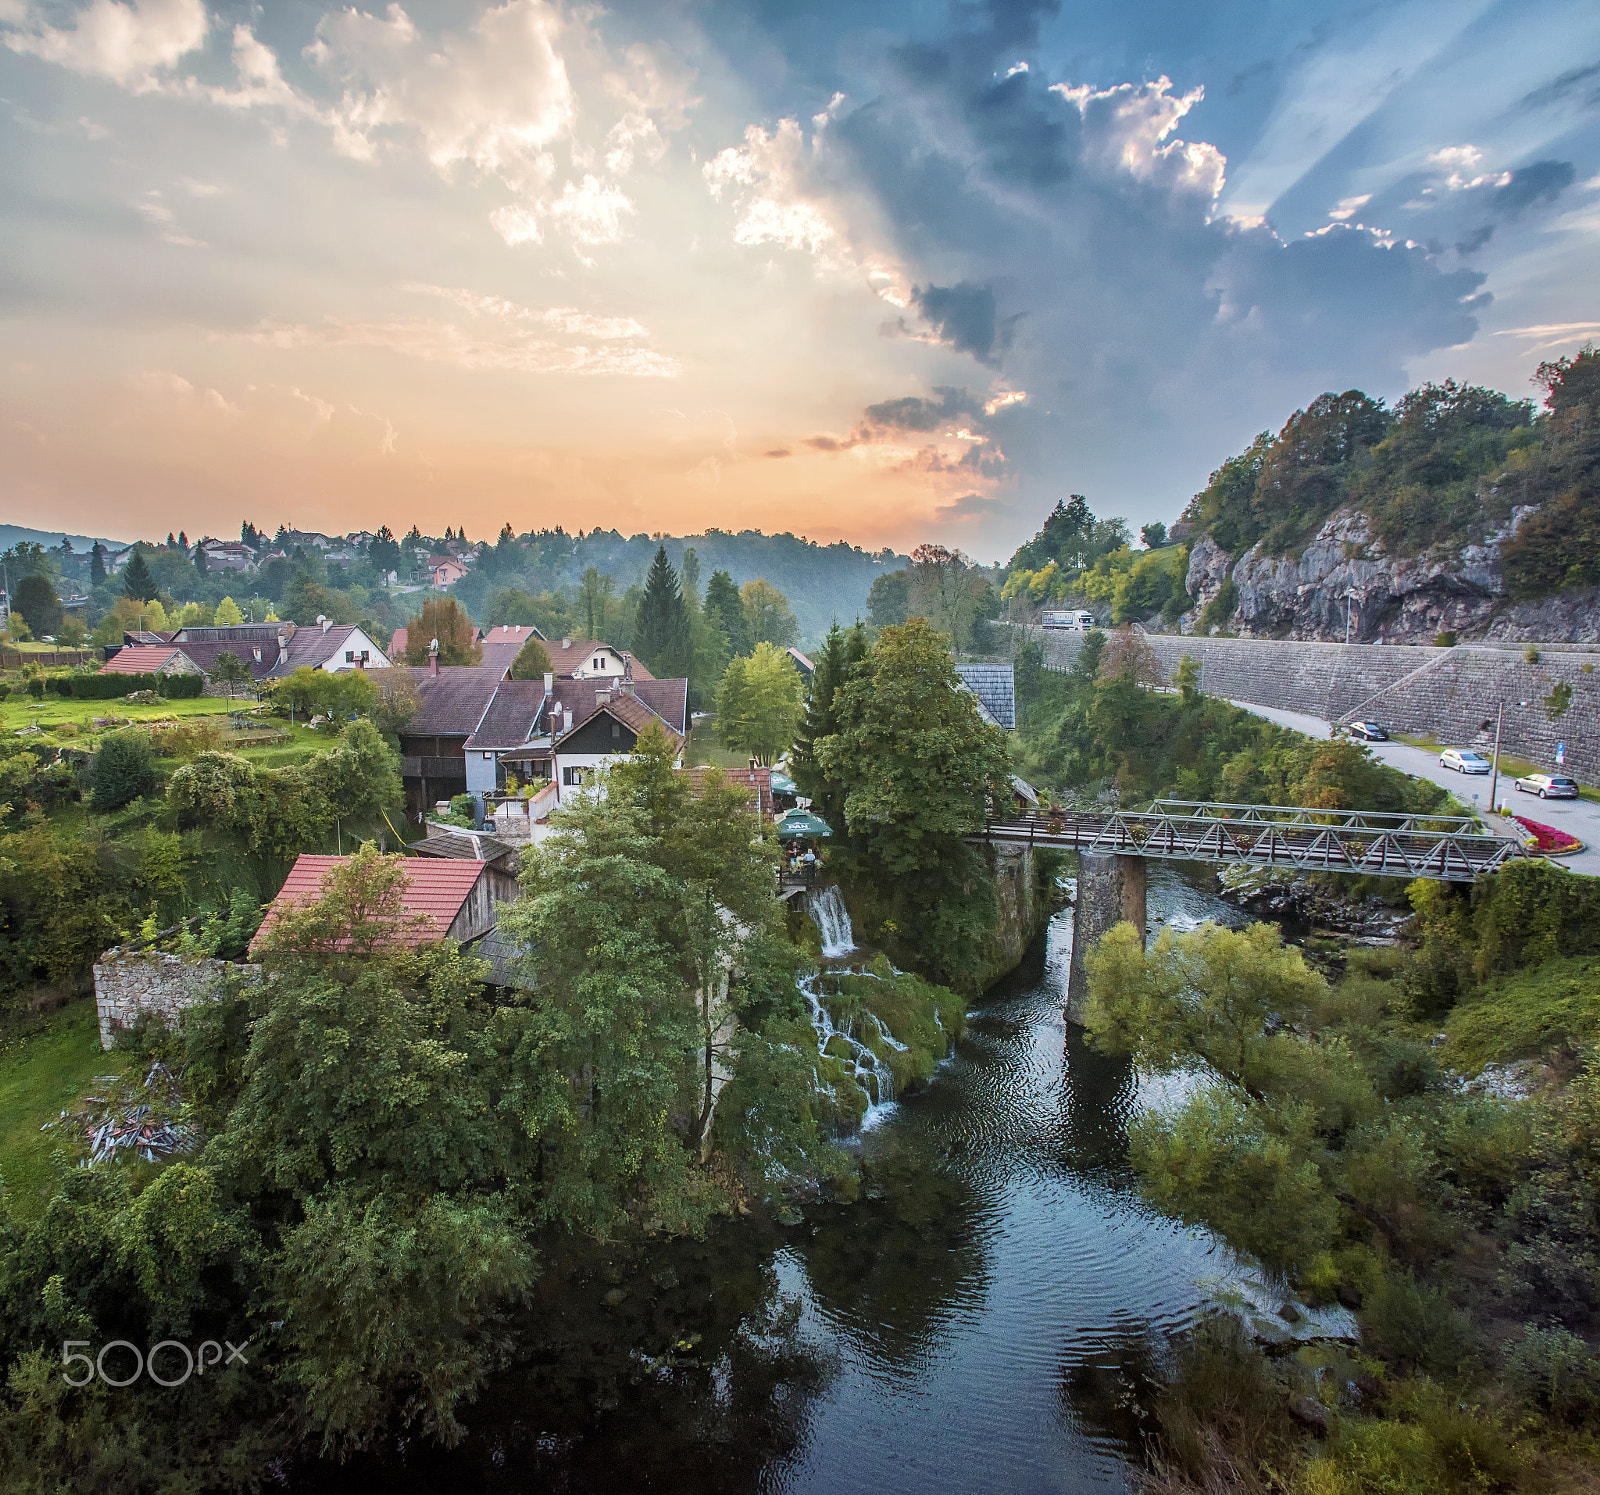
1224, 699, 1600, 879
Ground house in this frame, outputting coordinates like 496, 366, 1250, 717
393, 665, 507, 816
954, 662, 1015, 730
786, 647, 815, 679
429, 556, 469, 587
198, 540, 257, 573
678, 765, 774, 819
266, 619, 390, 677
249, 853, 505, 952
516, 679, 686, 797
407, 828, 522, 904
541, 637, 654, 682
96, 644, 208, 681
477, 623, 546, 677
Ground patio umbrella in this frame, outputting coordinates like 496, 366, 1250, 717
776, 809, 832, 838
769, 769, 797, 795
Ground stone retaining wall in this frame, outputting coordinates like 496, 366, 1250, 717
93, 949, 259, 1050
1024, 627, 1600, 784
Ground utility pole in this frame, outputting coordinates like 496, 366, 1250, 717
1345, 586, 1354, 645
1489, 701, 1504, 814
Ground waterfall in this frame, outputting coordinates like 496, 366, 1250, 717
800, 975, 896, 1123
806, 884, 856, 958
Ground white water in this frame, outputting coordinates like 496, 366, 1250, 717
800, 976, 897, 1122
806, 884, 856, 958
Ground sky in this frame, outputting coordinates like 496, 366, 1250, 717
1, 0, 1597, 563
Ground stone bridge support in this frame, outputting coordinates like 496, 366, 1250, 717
1065, 853, 1146, 1026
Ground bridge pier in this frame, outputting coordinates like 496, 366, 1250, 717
1065, 853, 1147, 1025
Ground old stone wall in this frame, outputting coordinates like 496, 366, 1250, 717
93, 949, 259, 1050
1025, 627, 1600, 784
1065, 854, 1146, 1025
979, 843, 1045, 990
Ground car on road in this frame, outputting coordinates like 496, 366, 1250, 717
1440, 749, 1492, 775
1515, 773, 1580, 799
1348, 721, 1388, 741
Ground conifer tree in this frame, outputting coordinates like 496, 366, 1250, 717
120, 550, 159, 602
89, 542, 106, 589
704, 569, 751, 657
631, 545, 693, 680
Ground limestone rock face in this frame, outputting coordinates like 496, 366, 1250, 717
1180, 504, 1600, 642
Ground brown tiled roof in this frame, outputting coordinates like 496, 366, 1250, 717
482, 624, 546, 646
271, 623, 381, 676
566, 691, 684, 753
632, 677, 688, 734
250, 853, 487, 952
123, 631, 175, 646
390, 626, 408, 658
465, 680, 547, 749
678, 766, 771, 817
410, 829, 519, 872
99, 645, 186, 675
392, 665, 503, 736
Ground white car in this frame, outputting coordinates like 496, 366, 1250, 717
1439, 749, 1492, 775
1516, 773, 1579, 799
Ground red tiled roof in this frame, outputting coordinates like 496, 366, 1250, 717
98, 645, 186, 675
390, 626, 408, 658
250, 853, 487, 952
679, 766, 771, 817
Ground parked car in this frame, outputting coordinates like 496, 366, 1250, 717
1440, 749, 1492, 775
1515, 773, 1580, 799
1348, 721, 1388, 741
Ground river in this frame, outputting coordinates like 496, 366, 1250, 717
296, 863, 1262, 1493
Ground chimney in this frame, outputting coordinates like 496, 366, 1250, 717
622, 653, 635, 692
561, 637, 571, 649
543, 670, 553, 696
595, 687, 611, 706
429, 637, 440, 677
321, 616, 331, 634
564, 708, 573, 734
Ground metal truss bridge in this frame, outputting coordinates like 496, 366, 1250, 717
971, 800, 1528, 882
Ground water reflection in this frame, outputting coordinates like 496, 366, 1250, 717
292, 865, 1251, 1494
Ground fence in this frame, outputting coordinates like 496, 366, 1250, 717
0, 648, 94, 670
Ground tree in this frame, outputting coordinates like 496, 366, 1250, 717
867, 569, 910, 629
368, 525, 402, 577
272, 666, 379, 729
632, 545, 693, 679
790, 621, 867, 826
715, 643, 804, 766
194, 542, 209, 577
1140, 522, 1168, 549
12, 574, 63, 638
403, 597, 481, 666
578, 566, 616, 638
57, 615, 86, 647
215, 596, 245, 626
89, 732, 159, 810
1099, 624, 1164, 686
90, 542, 107, 589
508, 636, 552, 680
211, 651, 251, 699
704, 569, 751, 657
120, 551, 158, 603
907, 544, 985, 652
741, 578, 798, 649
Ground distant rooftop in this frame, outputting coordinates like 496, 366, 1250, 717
954, 662, 1015, 730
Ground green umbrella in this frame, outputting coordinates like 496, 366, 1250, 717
776, 809, 832, 838
769, 769, 797, 795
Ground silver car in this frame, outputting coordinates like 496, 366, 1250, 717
1440, 749, 1492, 775
1515, 773, 1579, 799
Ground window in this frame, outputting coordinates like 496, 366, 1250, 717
345, 651, 356, 663
611, 723, 621, 738
563, 766, 585, 786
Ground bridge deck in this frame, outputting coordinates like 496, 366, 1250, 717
971, 800, 1527, 882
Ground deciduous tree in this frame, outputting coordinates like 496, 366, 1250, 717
715, 643, 803, 766
403, 597, 482, 666
508, 635, 552, 680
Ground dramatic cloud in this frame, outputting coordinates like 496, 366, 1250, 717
3, 0, 207, 87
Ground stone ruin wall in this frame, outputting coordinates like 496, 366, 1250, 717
93, 949, 260, 1051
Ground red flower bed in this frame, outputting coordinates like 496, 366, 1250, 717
1514, 815, 1582, 852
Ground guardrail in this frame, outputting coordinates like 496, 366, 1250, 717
971, 799, 1528, 882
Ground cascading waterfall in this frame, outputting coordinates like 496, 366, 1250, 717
806, 884, 856, 958
800, 975, 897, 1119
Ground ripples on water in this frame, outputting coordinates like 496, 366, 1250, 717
294, 864, 1253, 1495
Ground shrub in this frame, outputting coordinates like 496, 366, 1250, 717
87, 732, 159, 810
0, 684, 9, 700
1434, 631, 1457, 647
1525, 646, 1541, 664
1504, 1324, 1600, 1422
26, 678, 42, 700
1358, 1273, 1474, 1378
447, 793, 478, 827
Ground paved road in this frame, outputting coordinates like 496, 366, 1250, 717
1225, 699, 1600, 879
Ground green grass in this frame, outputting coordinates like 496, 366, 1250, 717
0, 691, 238, 735
687, 715, 748, 770
0, 1002, 126, 1219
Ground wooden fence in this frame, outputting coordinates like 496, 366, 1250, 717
0, 649, 94, 670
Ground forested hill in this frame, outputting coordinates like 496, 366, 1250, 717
1179, 349, 1599, 601
549, 528, 906, 643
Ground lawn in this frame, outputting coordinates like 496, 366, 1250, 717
0, 1001, 126, 1220
0, 690, 240, 735
687, 714, 749, 770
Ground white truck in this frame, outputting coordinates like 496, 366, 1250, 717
1040, 610, 1097, 631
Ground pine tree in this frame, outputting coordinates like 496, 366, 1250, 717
631, 545, 693, 680
791, 621, 865, 828
704, 569, 751, 657
178, 530, 188, 549
121, 550, 159, 602
195, 541, 209, 577
90, 543, 106, 589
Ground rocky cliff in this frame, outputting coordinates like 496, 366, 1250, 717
1182, 506, 1600, 643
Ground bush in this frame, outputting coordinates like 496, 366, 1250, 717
447, 793, 478, 827
1434, 631, 1457, 647
1358, 1274, 1474, 1378
1504, 1324, 1600, 1422
26, 678, 42, 700
87, 732, 159, 810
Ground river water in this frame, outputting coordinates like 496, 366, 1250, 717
300, 864, 1258, 1493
